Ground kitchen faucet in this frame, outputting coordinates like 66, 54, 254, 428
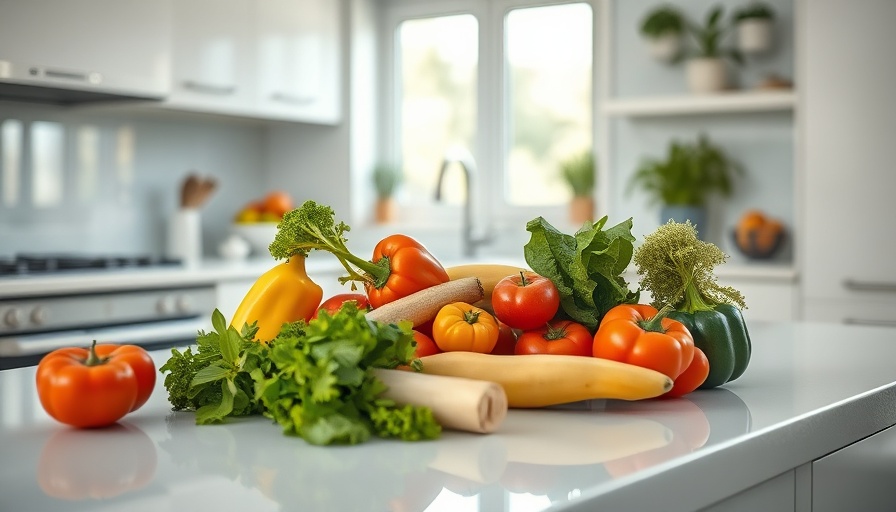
434, 148, 492, 258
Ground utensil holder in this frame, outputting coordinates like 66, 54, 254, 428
166, 208, 202, 266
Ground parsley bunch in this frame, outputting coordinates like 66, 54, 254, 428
160, 304, 441, 445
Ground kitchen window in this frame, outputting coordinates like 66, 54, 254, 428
381, 0, 595, 232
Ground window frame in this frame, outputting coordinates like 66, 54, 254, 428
378, 0, 599, 232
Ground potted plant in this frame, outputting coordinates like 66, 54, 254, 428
371, 163, 402, 223
639, 5, 686, 63
685, 5, 743, 93
628, 134, 743, 236
733, 2, 775, 54
560, 150, 596, 224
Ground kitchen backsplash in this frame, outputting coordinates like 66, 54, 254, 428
0, 103, 266, 259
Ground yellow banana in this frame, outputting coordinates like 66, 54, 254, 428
417, 351, 673, 408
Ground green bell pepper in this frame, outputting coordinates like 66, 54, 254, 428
668, 303, 752, 389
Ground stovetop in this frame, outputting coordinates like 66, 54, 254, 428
0, 253, 183, 277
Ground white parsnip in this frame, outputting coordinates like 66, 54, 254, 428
365, 277, 483, 327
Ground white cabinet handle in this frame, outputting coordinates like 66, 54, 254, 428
843, 279, 896, 293
181, 80, 236, 95
270, 92, 315, 105
843, 318, 896, 328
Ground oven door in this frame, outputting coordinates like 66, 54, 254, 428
0, 317, 209, 370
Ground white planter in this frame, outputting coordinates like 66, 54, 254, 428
646, 33, 682, 62
737, 19, 773, 54
686, 58, 728, 94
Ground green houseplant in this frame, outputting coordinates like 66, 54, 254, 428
560, 150, 596, 223
628, 134, 743, 235
371, 164, 402, 223
639, 5, 686, 62
733, 2, 775, 54
685, 5, 743, 93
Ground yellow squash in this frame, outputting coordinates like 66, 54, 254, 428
230, 256, 323, 342
417, 351, 672, 408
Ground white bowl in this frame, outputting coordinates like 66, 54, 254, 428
231, 223, 279, 257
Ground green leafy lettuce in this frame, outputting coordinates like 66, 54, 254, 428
524, 216, 639, 331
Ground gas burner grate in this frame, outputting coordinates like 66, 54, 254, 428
0, 254, 183, 276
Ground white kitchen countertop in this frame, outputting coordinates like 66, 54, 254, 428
2, 320, 896, 511
0, 254, 346, 299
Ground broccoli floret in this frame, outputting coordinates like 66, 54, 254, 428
269, 200, 389, 288
633, 220, 746, 313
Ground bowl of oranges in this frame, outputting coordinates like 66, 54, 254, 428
732, 209, 785, 260
232, 191, 293, 256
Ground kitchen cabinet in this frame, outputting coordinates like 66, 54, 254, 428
0, 0, 171, 99
812, 425, 896, 512
165, 0, 341, 124
799, 0, 896, 323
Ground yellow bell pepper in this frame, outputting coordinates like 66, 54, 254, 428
230, 256, 323, 342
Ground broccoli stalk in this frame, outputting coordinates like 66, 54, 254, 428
268, 200, 391, 289
633, 220, 746, 313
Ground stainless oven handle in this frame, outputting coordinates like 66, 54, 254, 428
0, 319, 208, 357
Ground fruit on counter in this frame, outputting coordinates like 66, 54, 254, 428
491, 271, 560, 331
592, 304, 696, 381
445, 263, 530, 303
734, 209, 785, 258
523, 215, 639, 332
412, 330, 441, 358
490, 321, 518, 355
269, 201, 450, 309
36, 341, 156, 428
313, 292, 371, 319
633, 220, 752, 389
665, 347, 710, 398
514, 320, 592, 357
229, 255, 323, 343
234, 190, 295, 223
416, 351, 674, 408
432, 302, 500, 353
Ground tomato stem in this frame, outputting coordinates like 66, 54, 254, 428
517, 271, 530, 287
543, 322, 568, 340
639, 305, 674, 333
83, 340, 106, 366
463, 309, 482, 324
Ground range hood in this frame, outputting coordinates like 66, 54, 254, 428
0, 60, 167, 106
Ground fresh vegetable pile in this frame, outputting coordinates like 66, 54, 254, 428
152, 200, 751, 443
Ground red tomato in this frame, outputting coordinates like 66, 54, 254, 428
491, 271, 560, 330
665, 347, 710, 398
313, 293, 370, 319
490, 321, 518, 355
36, 341, 156, 428
514, 320, 592, 356
412, 331, 441, 358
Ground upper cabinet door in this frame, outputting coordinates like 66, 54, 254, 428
254, 0, 341, 124
0, 0, 171, 97
166, 0, 255, 114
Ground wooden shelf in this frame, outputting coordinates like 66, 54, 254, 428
602, 90, 797, 117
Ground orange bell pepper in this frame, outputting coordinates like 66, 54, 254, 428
592, 304, 695, 381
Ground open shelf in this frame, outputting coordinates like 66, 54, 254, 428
602, 90, 797, 117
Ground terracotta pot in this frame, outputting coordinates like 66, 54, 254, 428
569, 196, 594, 224
374, 197, 397, 224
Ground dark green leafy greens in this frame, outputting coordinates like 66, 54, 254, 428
159, 304, 440, 445
524, 216, 639, 331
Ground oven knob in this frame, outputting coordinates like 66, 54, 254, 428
4, 308, 23, 329
175, 295, 193, 314
30, 306, 47, 326
157, 296, 175, 315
